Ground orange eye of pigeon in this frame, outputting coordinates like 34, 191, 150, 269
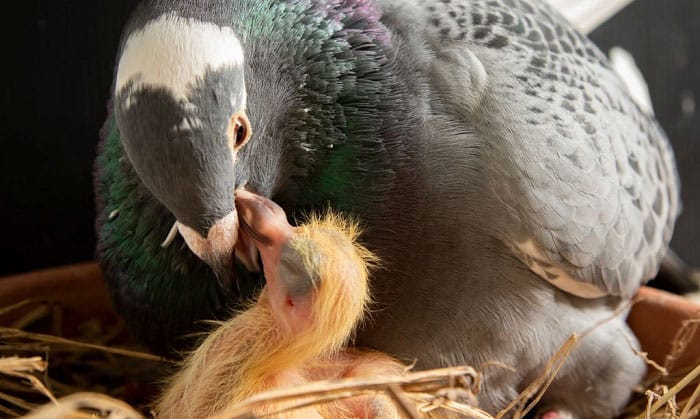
230, 112, 252, 150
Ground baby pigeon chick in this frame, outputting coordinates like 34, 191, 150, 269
156, 190, 414, 419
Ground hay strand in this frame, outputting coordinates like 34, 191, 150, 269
385, 384, 422, 419
211, 366, 482, 419
0, 328, 164, 362
23, 392, 144, 419
680, 381, 700, 418
665, 319, 700, 373
495, 334, 578, 419
0, 357, 56, 405
637, 363, 700, 419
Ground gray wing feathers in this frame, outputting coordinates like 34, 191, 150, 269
421, 0, 680, 298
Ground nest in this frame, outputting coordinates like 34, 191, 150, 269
0, 279, 698, 418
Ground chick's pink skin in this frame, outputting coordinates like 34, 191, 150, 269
234, 189, 313, 334
539, 410, 571, 419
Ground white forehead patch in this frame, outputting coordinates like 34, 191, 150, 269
116, 13, 245, 102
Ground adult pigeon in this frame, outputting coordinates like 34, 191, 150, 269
94, 0, 680, 417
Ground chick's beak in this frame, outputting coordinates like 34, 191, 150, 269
234, 189, 296, 272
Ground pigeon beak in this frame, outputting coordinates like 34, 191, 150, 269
174, 189, 291, 288
176, 210, 239, 288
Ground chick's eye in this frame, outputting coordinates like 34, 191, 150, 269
230, 112, 252, 150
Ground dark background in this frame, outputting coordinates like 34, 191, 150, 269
2, 1, 697, 278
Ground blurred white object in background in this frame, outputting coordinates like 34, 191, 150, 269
546, 0, 636, 34
610, 46, 655, 116
546, 0, 655, 117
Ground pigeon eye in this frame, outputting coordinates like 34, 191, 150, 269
230, 112, 252, 151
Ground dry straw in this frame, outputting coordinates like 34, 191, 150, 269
1, 295, 698, 418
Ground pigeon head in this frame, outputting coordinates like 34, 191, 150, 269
108, 1, 397, 297
114, 13, 250, 280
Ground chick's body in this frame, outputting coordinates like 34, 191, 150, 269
157, 201, 412, 419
